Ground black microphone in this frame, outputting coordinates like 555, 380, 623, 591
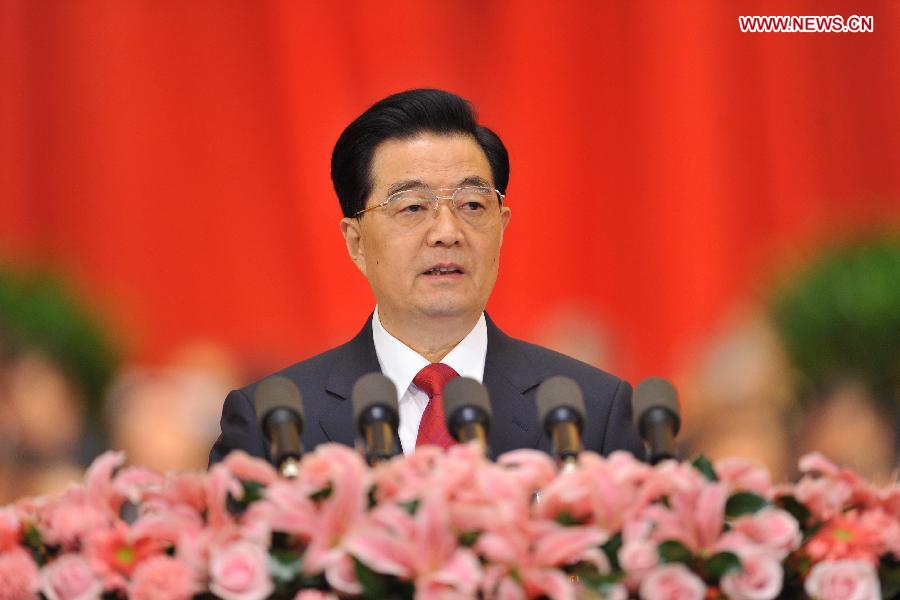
536, 376, 585, 466
254, 376, 304, 478
442, 377, 492, 452
352, 373, 400, 464
633, 377, 681, 464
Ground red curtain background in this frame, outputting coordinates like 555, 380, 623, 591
2, 0, 899, 385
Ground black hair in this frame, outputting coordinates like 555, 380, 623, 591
330, 89, 509, 218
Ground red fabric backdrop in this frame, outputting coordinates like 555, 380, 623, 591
2, 1, 899, 384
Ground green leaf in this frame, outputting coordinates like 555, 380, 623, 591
23, 524, 51, 566
879, 559, 900, 600
554, 511, 581, 526
601, 532, 623, 571
227, 481, 266, 516
658, 540, 694, 566
706, 551, 741, 580
240, 481, 265, 504
691, 455, 718, 481
458, 531, 480, 547
775, 495, 813, 529
353, 557, 414, 599
269, 549, 303, 585
725, 492, 769, 518
24, 524, 42, 551
399, 499, 420, 515
575, 571, 625, 595
354, 557, 392, 598
568, 560, 613, 579
780, 552, 810, 597
309, 486, 333, 503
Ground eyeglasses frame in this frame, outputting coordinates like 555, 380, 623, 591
353, 186, 506, 221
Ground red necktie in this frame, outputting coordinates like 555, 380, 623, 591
414, 363, 459, 449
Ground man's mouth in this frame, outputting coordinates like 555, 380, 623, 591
422, 264, 464, 276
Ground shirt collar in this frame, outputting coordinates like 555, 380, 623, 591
371, 307, 487, 397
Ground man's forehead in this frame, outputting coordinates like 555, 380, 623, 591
369, 133, 493, 190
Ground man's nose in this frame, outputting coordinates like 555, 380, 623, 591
424, 200, 464, 246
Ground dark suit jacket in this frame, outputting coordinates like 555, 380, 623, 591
209, 315, 645, 464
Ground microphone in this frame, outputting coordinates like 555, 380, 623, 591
442, 377, 492, 451
633, 377, 681, 464
254, 376, 304, 478
352, 373, 400, 464
536, 376, 585, 467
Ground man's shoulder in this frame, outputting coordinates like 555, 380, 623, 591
487, 320, 644, 458
487, 320, 626, 395
212, 327, 370, 465
238, 318, 375, 398
241, 344, 343, 391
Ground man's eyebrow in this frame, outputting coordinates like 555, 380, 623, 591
458, 175, 491, 188
386, 180, 428, 196
386, 175, 492, 196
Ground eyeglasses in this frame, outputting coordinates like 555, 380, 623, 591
354, 186, 505, 229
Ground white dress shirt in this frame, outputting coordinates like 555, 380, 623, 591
371, 306, 487, 454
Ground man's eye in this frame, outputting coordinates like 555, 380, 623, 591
459, 201, 486, 212
397, 203, 426, 214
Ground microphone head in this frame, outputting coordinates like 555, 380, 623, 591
633, 377, 681, 435
442, 377, 492, 430
352, 372, 399, 428
536, 376, 585, 432
254, 376, 304, 437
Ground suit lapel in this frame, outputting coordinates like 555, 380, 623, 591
319, 315, 382, 445
483, 315, 544, 453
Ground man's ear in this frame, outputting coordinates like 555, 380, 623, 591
340, 217, 367, 276
499, 206, 511, 246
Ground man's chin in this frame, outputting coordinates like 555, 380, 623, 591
415, 299, 480, 320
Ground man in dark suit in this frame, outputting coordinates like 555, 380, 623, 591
210, 89, 644, 464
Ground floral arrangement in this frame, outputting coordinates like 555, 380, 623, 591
1, 444, 898, 600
